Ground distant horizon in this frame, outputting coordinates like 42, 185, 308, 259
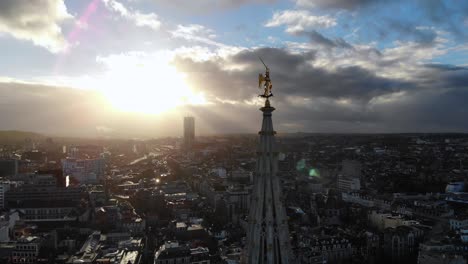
3, 129, 468, 142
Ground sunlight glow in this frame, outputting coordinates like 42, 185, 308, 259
97, 53, 206, 114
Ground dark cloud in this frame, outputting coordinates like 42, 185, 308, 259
298, 0, 468, 18
172, 46, 468, 133
425, 64, 467, 71
307, 31, 337, 47
0, 82, 110, 136
2, 46, 468, 136
174, 47, 403, 102
366, 88, 468, 132
416, 0, 468, 37
297, 0, 468, 41
385, 21, 437, 45
0, 0, 72, 52
305, 31, 354, 49
231, 47, 316, 71
422, 64, 468, 89
395, 1, 468, 39
272, 21, 354, 49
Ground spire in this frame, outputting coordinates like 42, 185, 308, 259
246, 98, 293, 263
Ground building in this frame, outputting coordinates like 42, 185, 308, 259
369, 211, 406, 230
0, 211, 20, 242
384, 226, 421, 263
337, 175, 361, 193
0, 181, 11, 209
309, 237, 353, 263
418, 241, 467, 264
230, 168, 253, 183
6, 185, 83, 206
342, 192, 392, 210
297, 248, 325, 264
446, 182, 465, 193
0, 159, 18, 177
341, 160, 362, 178
449, 216, 468, 230
5, 175, 85, 222
21, 151, 45, 163
68, 145, 104, 159
11, 236, 42, 264
184, 116, 195, 150
460, 229, 468, 243
226, 185, 250, 224
417, 251, 465, 264
154, 241, 191, 264
61, 157, 105, 183
5, 175, 83, 207
338, 160, 361, 193
12, 200, 77, 221
190, 247, 210, 264
245, 99, 293, 263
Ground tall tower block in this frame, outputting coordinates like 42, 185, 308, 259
183, 116, 195, 150
246, 99, 292, 263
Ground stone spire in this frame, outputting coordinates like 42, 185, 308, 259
246, 98, 292, 263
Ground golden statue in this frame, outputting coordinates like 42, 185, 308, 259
258, 57, 273, 98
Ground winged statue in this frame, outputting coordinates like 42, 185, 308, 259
258, 57, 273, 98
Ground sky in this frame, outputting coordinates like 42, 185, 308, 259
0, 0, 468, 138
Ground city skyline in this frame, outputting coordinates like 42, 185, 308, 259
1, 0, 468, 137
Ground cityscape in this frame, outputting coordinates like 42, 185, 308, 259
1, 110, 468, 263
1, 0, 468, 264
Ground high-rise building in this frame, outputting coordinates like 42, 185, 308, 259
61, 157, 105, 184
338, 160, 362, 193
246, 99, 293, 263
183, 116, 195, 150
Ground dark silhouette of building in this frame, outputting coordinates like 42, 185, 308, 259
184, 116, 195, 150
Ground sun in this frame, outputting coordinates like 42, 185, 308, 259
97, 53, 206, 114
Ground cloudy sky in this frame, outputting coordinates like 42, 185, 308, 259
1, 0, 468, 138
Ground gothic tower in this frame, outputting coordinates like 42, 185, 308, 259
246, 99, 293, 263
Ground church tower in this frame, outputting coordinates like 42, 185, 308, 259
245, 98, 293, 263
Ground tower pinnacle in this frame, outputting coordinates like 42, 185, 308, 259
246, 68, 292, 263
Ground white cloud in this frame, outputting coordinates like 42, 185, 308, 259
152, 0, 275, 13
103, 0, 161, 30
265, 10, 336, 34
172, 24, 216, 38
170, 24, 225, 47
0, 0, 73, 52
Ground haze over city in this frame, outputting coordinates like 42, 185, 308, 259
1, 0, 468, 137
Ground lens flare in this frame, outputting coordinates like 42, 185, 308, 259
296, 159, 306, 171
309, 168, 320, 177
296, 159, 320, 177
